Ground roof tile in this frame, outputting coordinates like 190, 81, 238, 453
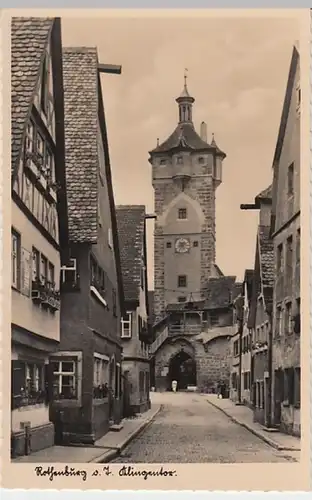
62, 47, 99, 243
116, 205, 146, 302
258, 225, 274, 289
150, 123, 216, 155
11, 17, 53, 176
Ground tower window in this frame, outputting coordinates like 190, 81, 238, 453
178, 275, 187, 288
178, 208, 187, 219
193, 241, 199, 247
177, 156, 183, 164
160, 159, 166, 165
166, 242, 172, 248
198, 157, 205, 164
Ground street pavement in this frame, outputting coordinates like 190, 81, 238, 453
113, 392, 298, 463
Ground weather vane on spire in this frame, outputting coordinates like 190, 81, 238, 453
184, 68, 188, 87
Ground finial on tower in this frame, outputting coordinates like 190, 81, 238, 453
184, 68, 188, 88
211, 132, 216, 145
157, 137, 159, 146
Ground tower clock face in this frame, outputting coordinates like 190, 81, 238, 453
175, 238, 190, 253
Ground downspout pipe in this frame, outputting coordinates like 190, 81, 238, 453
266, 310, 273, 428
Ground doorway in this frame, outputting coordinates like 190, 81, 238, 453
168, 350, 196, 391
273, 369, 283, 426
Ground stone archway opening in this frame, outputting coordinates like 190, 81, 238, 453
168, 349, 197, 391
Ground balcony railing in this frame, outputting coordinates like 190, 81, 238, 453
168, 324, 200, 335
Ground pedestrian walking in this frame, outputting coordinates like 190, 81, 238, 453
171, 380, 178, 392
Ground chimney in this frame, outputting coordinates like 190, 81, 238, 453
200, 121, 207, 142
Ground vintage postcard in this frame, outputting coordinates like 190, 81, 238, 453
1, 7, 310, 491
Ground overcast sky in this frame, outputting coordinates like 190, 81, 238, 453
61, 15, 299, 288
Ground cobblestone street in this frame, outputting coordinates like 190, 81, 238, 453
113, 392, 298, 463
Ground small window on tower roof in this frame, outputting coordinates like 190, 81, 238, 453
178, 208, 187, 220
177, 156, 183, 164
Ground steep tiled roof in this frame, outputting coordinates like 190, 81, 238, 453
62, 48, 99, 243
258, 225, 274, 289
116, 205, 146, 303
11, 17, 53, 177
203, 276, 237, 309
150, 123, 219, 155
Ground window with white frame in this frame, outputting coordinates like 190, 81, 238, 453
25, 120, 35, 154
51, 358, 77, 400
37, 131, 45, 161
32, 247, 40, 281
25, 363, 44, 394
40, 254, 48, 284
93, 354, 109, 399
12, 229, 20, 289
121, 312, 132, 338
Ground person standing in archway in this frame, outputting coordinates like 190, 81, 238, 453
172, 379, 178, 393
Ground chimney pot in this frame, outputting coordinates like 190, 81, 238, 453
200, 121, 207, 142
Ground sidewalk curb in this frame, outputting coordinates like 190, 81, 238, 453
206, 399, 300, 452
91, 405, 162, 463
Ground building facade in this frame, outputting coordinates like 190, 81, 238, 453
244, 187, 274, 426
271, 45, 301, 436
116, 205, 151, 415
241, 270, 254, 406
230, 271, 253, 405
148, 77, 240, 393
49, 47, 125, 445
11, 18, 68, 457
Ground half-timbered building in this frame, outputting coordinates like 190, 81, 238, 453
11, 17, 68, 457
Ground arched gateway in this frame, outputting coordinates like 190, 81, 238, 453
168, 349, 197, 391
